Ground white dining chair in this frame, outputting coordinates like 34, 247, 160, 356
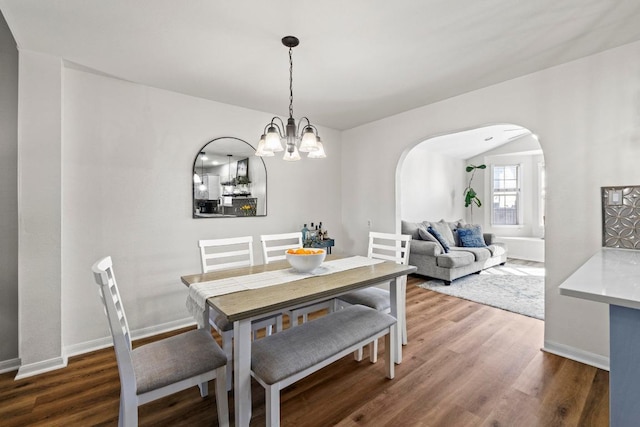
199, 236, 282, 390
260, 232, 335, 326
336, 231, 412, 361
92, 256, 229, 427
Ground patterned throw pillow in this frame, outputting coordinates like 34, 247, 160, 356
457, 225, 487, 248
427, 226, 450, 253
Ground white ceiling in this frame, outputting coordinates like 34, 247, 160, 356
423, 124, 534, 159
2, 1, 640, 131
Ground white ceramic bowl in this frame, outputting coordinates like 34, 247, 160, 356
286, 249, 326, 273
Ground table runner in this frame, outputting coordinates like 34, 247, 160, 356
186, 255, 384, 320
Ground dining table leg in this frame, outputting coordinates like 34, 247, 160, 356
389, 276, 403, 364
234, 318, 253, 427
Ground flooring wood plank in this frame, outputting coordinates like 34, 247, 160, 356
0, 273, 610, 426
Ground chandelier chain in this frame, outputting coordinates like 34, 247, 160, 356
289, 46, 294, 119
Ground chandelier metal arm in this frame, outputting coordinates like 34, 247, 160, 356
265, 116, 286, 137
296, 117, 317, 136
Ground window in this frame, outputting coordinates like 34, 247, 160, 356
492, 165, 520, 225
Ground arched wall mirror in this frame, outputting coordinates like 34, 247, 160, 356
192, 137, 267, 218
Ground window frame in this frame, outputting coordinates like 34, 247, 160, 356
490, 163, 523, 227
538, 161, 546, 228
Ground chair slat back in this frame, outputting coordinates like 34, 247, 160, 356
260, 232, 303, 264
92, 256, 136, 392
199, 236, 254, 273
367, 231, 412, 265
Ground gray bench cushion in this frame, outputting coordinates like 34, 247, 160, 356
252, 305, 396, 385
338, 287, 390, 311
436, 251, 475, 268
132, 329, 227, 394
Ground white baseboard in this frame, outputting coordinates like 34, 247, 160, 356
10, 317, 199, 379
0, 358, 21, 374
129, 317, 197, 341
64, 316, 197, 359
15, 355, 68, 379
63, 336, 114, 359
543, 340, 610, 371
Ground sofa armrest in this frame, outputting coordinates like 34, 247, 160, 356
410, 240, 442, 257
483, 233, 496, 245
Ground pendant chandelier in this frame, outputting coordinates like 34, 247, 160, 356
197, 151, 207, 191
255, 36, 326, 161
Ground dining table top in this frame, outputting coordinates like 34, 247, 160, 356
181, 255, 417, 323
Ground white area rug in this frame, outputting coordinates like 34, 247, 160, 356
417, 262, 545, 320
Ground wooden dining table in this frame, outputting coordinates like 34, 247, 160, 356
181, 255, 417, 427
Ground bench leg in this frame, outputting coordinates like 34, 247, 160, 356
386, 326, 395, 379
265, 385, 280, 427
369, 340, 378, 363
354, 347, 363, 361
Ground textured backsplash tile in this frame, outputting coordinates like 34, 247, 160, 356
602, 185, 640, 249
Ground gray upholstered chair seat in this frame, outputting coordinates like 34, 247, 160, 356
132, 329, 228, 394
252, 305, 396, 385
336, 287, 390, 311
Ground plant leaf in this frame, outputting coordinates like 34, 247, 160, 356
478, 164, 487, 169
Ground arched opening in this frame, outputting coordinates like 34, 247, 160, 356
396, 123, 545, 320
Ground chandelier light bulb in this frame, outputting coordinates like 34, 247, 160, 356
299, 126, 319, 152
283, 144, 301, 161
264, 126, 284, 152
307, 139, 326, 158
255, 134, 275, 157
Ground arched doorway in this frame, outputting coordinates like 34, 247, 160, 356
396, 123, 546, 320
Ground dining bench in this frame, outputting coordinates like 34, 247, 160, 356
251, 304, 397, 426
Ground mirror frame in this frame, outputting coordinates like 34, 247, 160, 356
192, 136, 267, 218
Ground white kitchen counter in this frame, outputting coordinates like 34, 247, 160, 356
559, 247, 640, 426
559, 247, 640, 309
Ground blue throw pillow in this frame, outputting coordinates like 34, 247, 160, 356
427, 226, 450, 253
457, 226, 487, 248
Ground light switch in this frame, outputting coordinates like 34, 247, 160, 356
608, 189, 623, 206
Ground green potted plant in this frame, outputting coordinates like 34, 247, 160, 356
464, 164, 486, 223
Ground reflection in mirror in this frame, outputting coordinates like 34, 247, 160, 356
193, 137, 267, 218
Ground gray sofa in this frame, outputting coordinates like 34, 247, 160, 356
402, 219, 507, 285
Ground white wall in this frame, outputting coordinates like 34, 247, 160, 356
343, 39, 640, 368
17, 50, 63, 376
16, 60, 343, 376
400, 144, 466, 222
0, 11, 19, 371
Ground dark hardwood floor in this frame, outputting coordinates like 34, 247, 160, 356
0, 274, 609, 426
